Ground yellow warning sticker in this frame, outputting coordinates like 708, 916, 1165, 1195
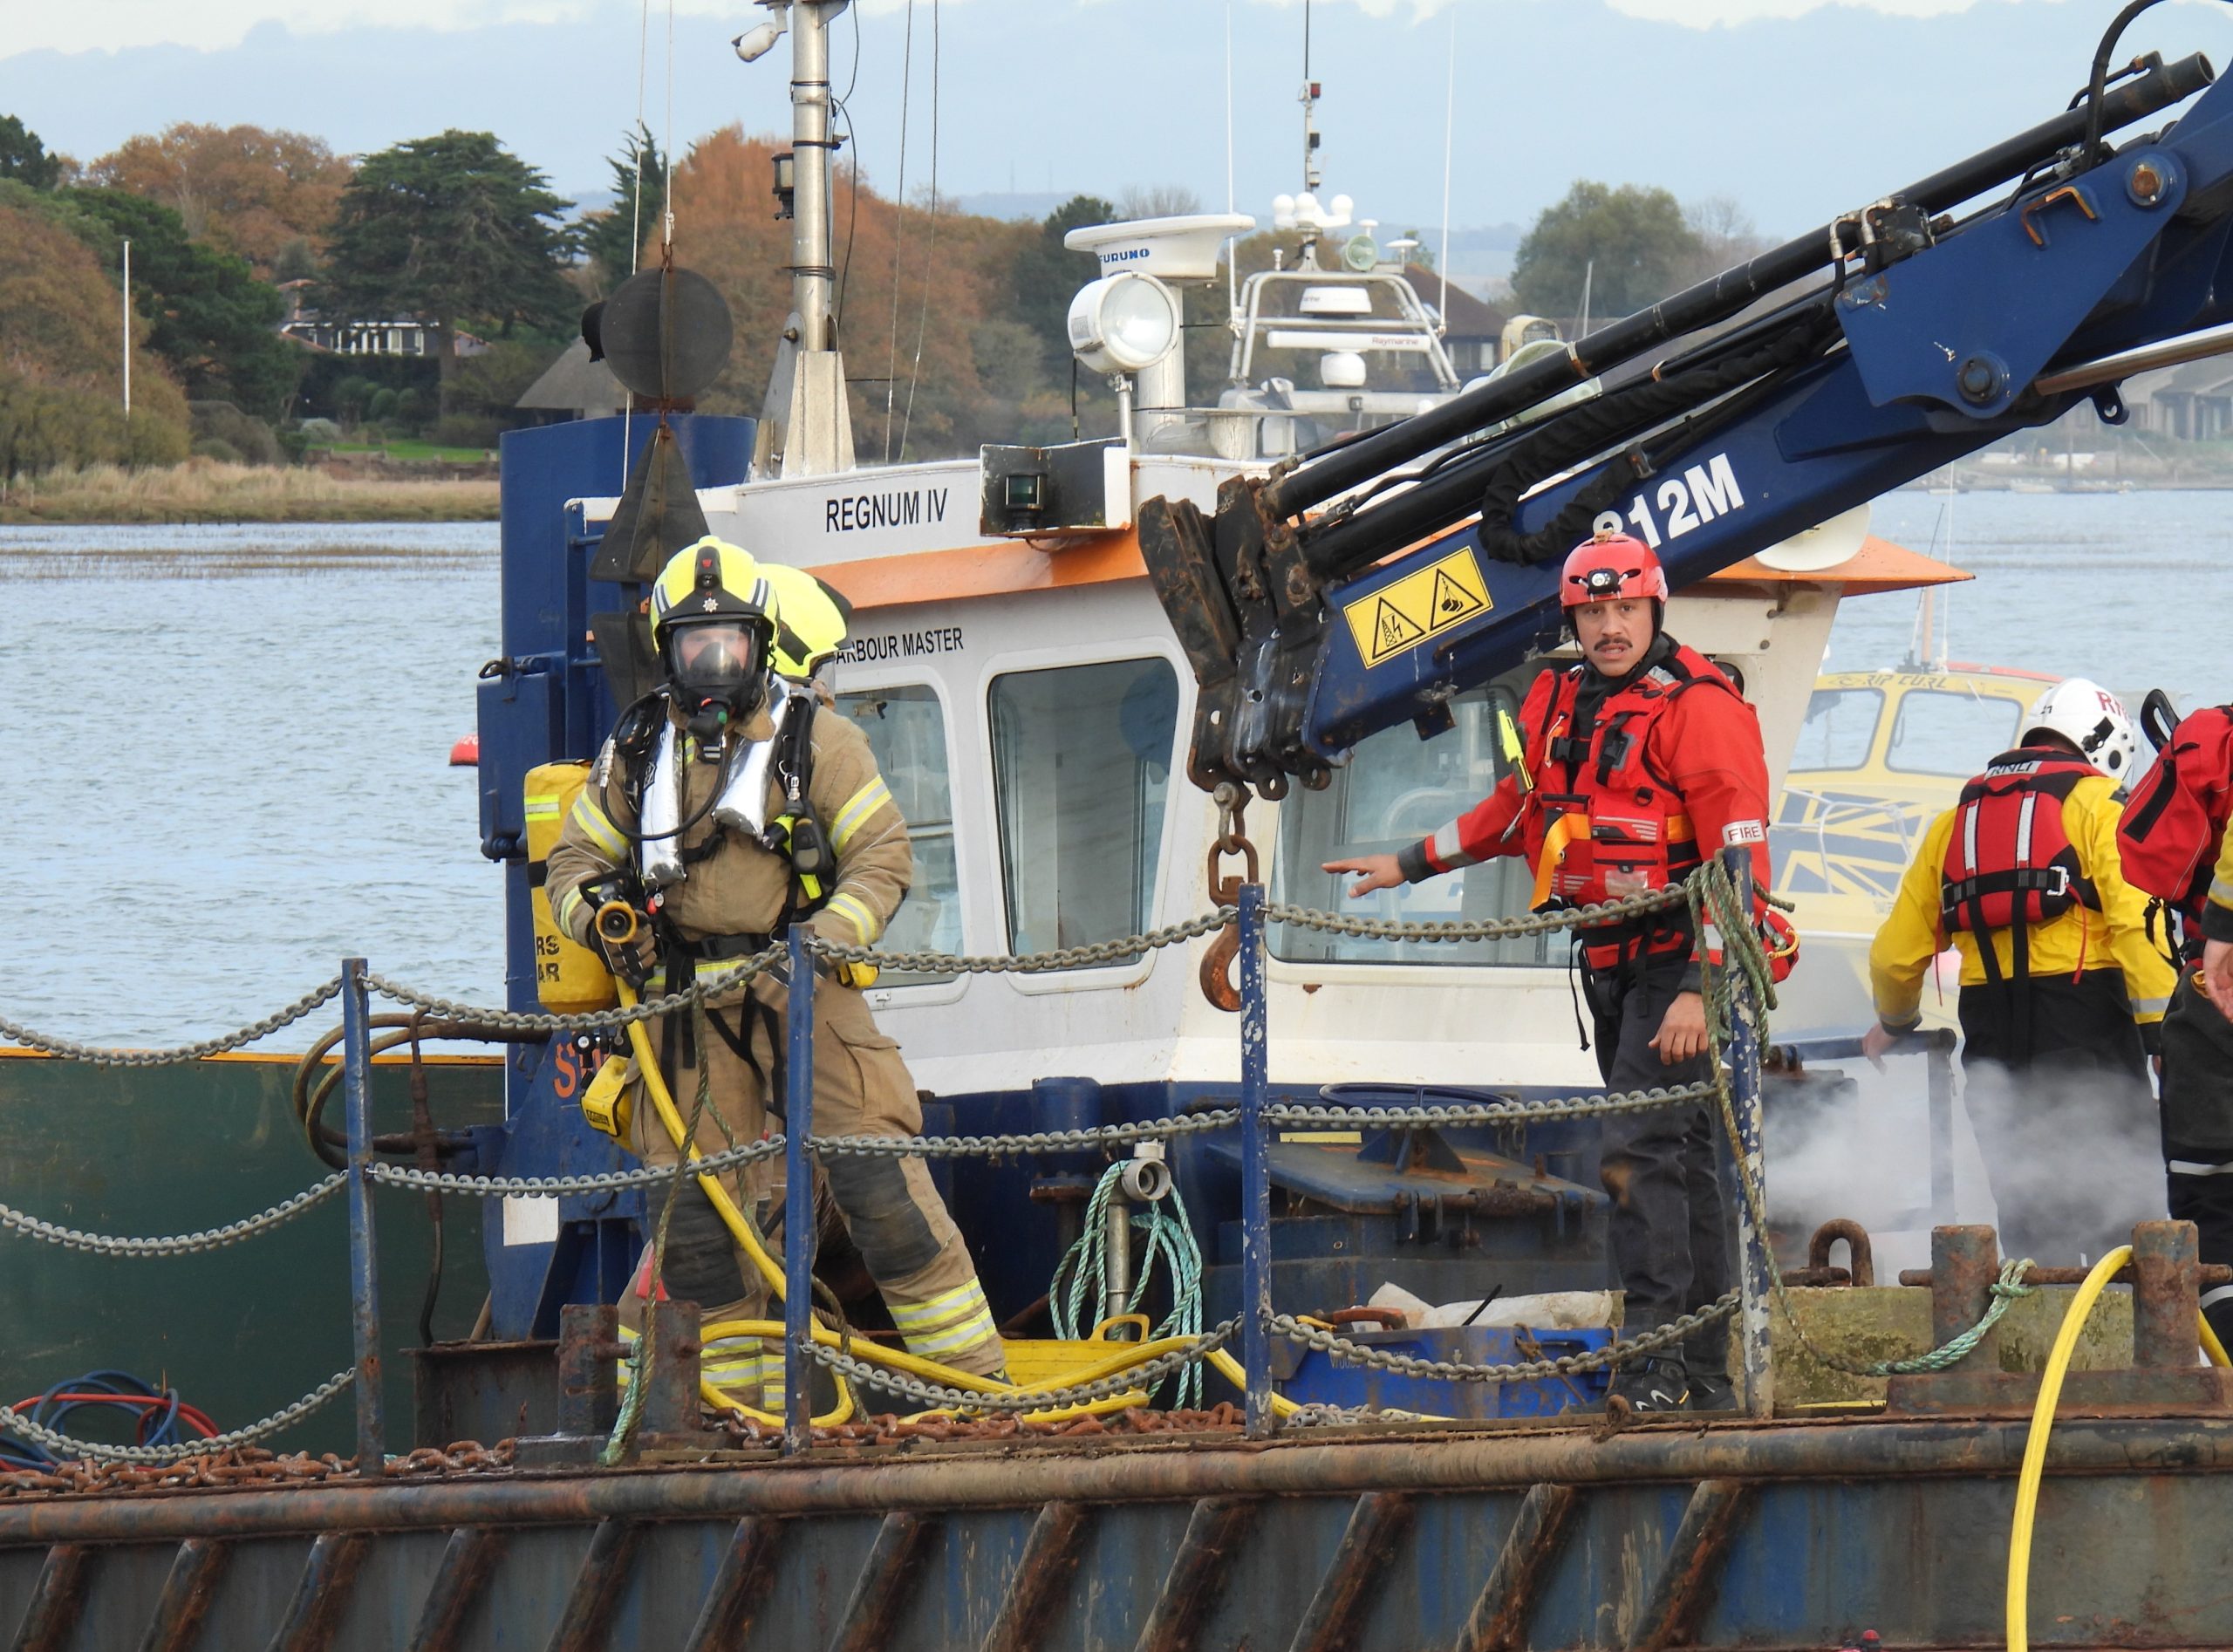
1341, 548, 1492, 668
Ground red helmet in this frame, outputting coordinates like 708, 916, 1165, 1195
1560, 531, 1669, 610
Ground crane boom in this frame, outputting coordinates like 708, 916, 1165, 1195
1141, 43, 2232, 799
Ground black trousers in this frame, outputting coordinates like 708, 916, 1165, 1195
2160, 967, 2233, 1343
1957, 969, 2161, 1266
1585, 952, 1731, 1376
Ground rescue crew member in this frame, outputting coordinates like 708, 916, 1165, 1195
2117, 695, 2233, 1337
1865, 679, 2173, 1264
1326, 531, 1788, 1414
547, 536, 1004, 1403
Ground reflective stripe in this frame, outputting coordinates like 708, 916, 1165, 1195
2168, 1157, 2233, 1178
2014, 791, 2038, 867
523, 798, 561, 819
1961, 802, 1980, 885
2204, 1284, 2233, 1310
553, 884, 585, 939
2212, 875, 2233, 907
904, 1308, 1000, 1359
569, 794, 627, 858
2133, 995, 2171, 1016
1430, 822, 1472, 870
823, 891, 882, 945
830, 779, 894, 853
890, 1278, 988, 1328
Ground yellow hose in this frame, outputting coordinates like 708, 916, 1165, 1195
2009, 1251, 2233, 1652
2007, 1246, 2131, 1652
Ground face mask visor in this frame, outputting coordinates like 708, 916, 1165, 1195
667, 618, 768, 714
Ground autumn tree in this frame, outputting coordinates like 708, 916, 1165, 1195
1511, 181, 1702, 324
0, 116, 61, 190
323, 131, 577, 406
0, 204, 188, 477
580, 126, 666, 293
90, 124, 350, 276
69, 188, 299, 417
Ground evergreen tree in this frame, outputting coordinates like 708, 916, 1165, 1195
69, 188, 300, 417
580, 126, 666, 293
1511, 181, 1703, 324
0, 116, 61, 190
323, 131, 577, 404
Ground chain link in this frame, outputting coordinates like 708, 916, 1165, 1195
362, 947, 782, 1034
1265, 1081, 1719, 1130
368, 1137, 787, 1197
0, 1371, 356, 1464
800, 1320, 1238, 1413
1267, 1294, 1738, 1382
0, 1176, 347, 1256
1264, 888, 1686, 944
809, 1111, 1237, 1159
809, 910, 1233, 974
0, 979, 343, 1066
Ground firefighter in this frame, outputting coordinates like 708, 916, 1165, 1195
1325, 531, 1789, 1413
2117, 696, 2233, 1337
1865, 679, 2174, 1265
547, 536, 1004, 1403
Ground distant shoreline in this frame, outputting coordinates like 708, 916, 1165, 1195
0, 461, 500, 526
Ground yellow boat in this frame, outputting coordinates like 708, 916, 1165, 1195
1771, 659, 2058, 1032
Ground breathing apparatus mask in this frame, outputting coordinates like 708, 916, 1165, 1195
664, 616, 771, 744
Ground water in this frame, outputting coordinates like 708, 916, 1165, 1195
1, 493, 2228, 1045
1838, 490, 2233, 713
0, 523, 504, 1042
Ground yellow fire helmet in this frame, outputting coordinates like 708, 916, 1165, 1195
648, 536, 775, 650
761, 562, 854, 682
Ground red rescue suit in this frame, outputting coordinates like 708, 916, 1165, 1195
1405, 640, 1779, 975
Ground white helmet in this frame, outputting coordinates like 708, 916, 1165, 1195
2024, 677, 2141, 780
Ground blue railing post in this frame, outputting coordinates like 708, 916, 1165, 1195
1713, 848, 1775, 1418
339, 957, 385, 1476
783, 926, 817, 1455
1238, 884, 1273, 1437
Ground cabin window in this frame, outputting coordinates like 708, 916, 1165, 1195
990, 658, 1180, 958
1792, 687, 1883, 773
1270, 682, 1560, 966
1886, 688, 2024, 776
837, 684, 959, 985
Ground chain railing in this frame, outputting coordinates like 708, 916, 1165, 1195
0, 1371, 356, 1466
0, 852, 1858, 1466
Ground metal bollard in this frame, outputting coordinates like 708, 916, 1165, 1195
2131, 1219, 2202, 1369
340, 958, 386, 1477
1238, 884, 1272, 1437
783, 925, 817, 1455
557, 1303, 622, 1440
1929, 1225, 2003, 1366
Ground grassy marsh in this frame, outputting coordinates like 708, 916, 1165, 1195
0, 459, 499, 524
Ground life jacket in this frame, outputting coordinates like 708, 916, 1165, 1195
1938, 746, 2102, 939
1521, 642, 1737, 969
2118, 702, 2233, 953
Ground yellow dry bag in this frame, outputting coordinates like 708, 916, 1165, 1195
524, 761, 619, 1014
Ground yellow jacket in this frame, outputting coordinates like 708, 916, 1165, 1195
1870, 770, 2177, 1034
2207, 814, 2233, 945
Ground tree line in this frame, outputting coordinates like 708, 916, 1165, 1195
0, 105, 1775, 482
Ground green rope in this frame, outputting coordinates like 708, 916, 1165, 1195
1049, 1161, 1207, 1409
1862, 1258, 2037, 1376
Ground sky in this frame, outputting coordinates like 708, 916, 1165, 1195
7, 0, 2233, 244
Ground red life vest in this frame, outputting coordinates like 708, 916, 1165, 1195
1524, 645, 1738, 961
2117, 703, 2233, 945
1938, 747, 2101, 939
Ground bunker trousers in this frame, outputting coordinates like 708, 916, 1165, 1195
619, 966, 1004, 1404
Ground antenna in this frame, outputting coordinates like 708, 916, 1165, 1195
1300, 0, 1321, 194
1437, 7, 1455, 336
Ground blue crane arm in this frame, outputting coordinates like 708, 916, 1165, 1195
1140, 46, 2233, 799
